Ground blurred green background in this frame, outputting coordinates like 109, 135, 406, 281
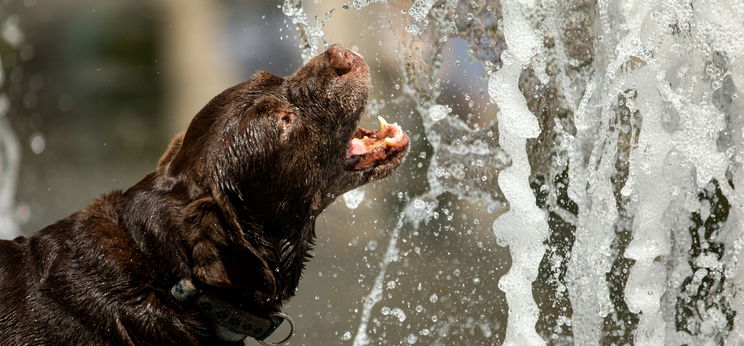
1, 0, 508, 344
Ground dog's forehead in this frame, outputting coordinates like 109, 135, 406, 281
247, 70, 285, 89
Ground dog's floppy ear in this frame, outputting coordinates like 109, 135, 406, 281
184, 196, 276, 295
157, 133, 185, 170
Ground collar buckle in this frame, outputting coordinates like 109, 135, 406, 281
171, 279, 294, 344
257, 312, 294, 346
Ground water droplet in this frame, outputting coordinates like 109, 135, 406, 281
405, 23, 423, 35
428, 104, 451, 122
29, 132, 45, 154
407, 333, 418, 344
390, 307, 406, 322
343, 186, 365, 209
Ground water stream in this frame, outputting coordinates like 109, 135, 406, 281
285, 0, 744, 344
0, 14, 22, 239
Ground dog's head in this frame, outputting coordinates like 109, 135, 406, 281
156, 45, 408, 300
164, 45, 408, 227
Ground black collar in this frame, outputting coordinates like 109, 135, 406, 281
171, 279, 294, 345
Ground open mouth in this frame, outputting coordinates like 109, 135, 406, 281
344, 116, 410, 171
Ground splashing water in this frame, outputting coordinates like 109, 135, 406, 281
295, 0, 744, 344
489, 1, 549, 344
282, 0, 333, 63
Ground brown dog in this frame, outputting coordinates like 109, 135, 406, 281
0, 45, 409, 345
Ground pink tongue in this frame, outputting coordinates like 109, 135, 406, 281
346, 138, 367, 157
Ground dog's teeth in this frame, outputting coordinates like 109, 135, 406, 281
378, 116, 388, 130
385, 137, 397, 146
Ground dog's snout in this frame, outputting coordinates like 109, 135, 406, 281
327, 44, 360, 76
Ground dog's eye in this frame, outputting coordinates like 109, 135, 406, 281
277, 110, 296, 139
278, 112, 294, 126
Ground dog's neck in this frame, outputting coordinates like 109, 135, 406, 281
117, 172, 315, 313
229, 197, 318, 306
